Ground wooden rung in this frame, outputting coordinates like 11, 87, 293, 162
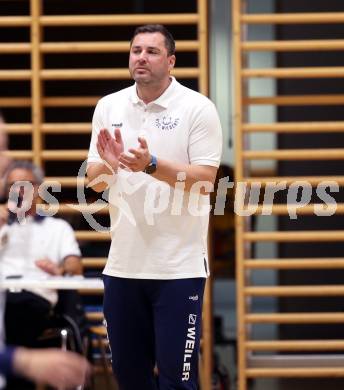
0, 43, 31, 53
91, 339, 109, 348
6, 124, 33, 134
244, 176, 344, 186
244, 231, 344, 242
41, 41, 129, 53
79, 288, 103, 295
0, 70, 31, 80
246, 340, 344, 351
243, 121, 344, 133
243, 148, 344, 160
246, 312, 344, 324
89, 326, 107, 337
250, 168, 276, 177
244, 95, 344, 106
41, 68, 129, 80
41, 123, 91, 133
86, 312, 103, 321
242, 39, 344, 52
40, 40, 198, 53
243, 67, 344, 79
0, 98, 31, 107
44, 177, 88, 187
40, 68, 199, 80
41, 150, 88, 160
245, 258, 344, 269
245, 285, 344, 297
3, 150, 33, 159
40, 14, 199, 26
75, 231, 111, 241
248, 204, 344, 216
241, 13, 344, 25
174, 40, 200, 51
37, 203, 109, 215
246, 367, 344, 378
0, 16, 31, 26
82, 258, 107, 268
58, 204, 108, 214
43, 97, 99, 107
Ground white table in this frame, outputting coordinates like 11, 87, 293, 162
0, 276, 104, 291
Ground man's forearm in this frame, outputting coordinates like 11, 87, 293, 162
86, 162, 117, 192
63, 256, 83, 275
151, 158, 217, 193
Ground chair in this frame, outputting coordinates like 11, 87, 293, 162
37, 291, 92, 390
39, 290, 89, 356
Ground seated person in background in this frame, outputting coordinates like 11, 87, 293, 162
0, 160, 83, 348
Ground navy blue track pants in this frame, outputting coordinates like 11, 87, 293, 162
103, 275, 206, 390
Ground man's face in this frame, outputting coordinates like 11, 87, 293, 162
6, 168, 39, 208
129, 32, 175, 85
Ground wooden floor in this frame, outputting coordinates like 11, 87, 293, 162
93, 373, 118, 390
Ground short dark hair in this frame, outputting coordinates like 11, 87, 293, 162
5, 160, 44, 186
130, 24, 175, 56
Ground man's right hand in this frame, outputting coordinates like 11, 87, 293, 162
87, 128, 124, 192
96, 128, 124, 171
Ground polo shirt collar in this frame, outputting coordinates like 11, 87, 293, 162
34, 214, 46, 223
129, 76, 177, 109
8, 213, 45, 225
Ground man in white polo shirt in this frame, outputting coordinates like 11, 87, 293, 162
0, 123, 90, 390
0, 161, 82, 359
87, 24, 222, 389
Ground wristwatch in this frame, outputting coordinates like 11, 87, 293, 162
144, 155, 157, 174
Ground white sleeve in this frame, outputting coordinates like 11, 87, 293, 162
88, 99, 105, 164
58, 221, 81, 264
188, 102, 223, 167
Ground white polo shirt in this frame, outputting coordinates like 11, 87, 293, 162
0, 216, 81, 304
88, 77, 222, 279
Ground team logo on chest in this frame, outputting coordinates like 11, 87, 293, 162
155, 116, 180, 130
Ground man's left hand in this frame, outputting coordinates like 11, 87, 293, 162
119, 137, 151, 172
35, 258, 63, 276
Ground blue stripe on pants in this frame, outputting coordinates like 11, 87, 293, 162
103, 275, 206, 390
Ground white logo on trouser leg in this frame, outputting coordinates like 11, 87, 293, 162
182, 314, 197, 381
103, 318, 113, 362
